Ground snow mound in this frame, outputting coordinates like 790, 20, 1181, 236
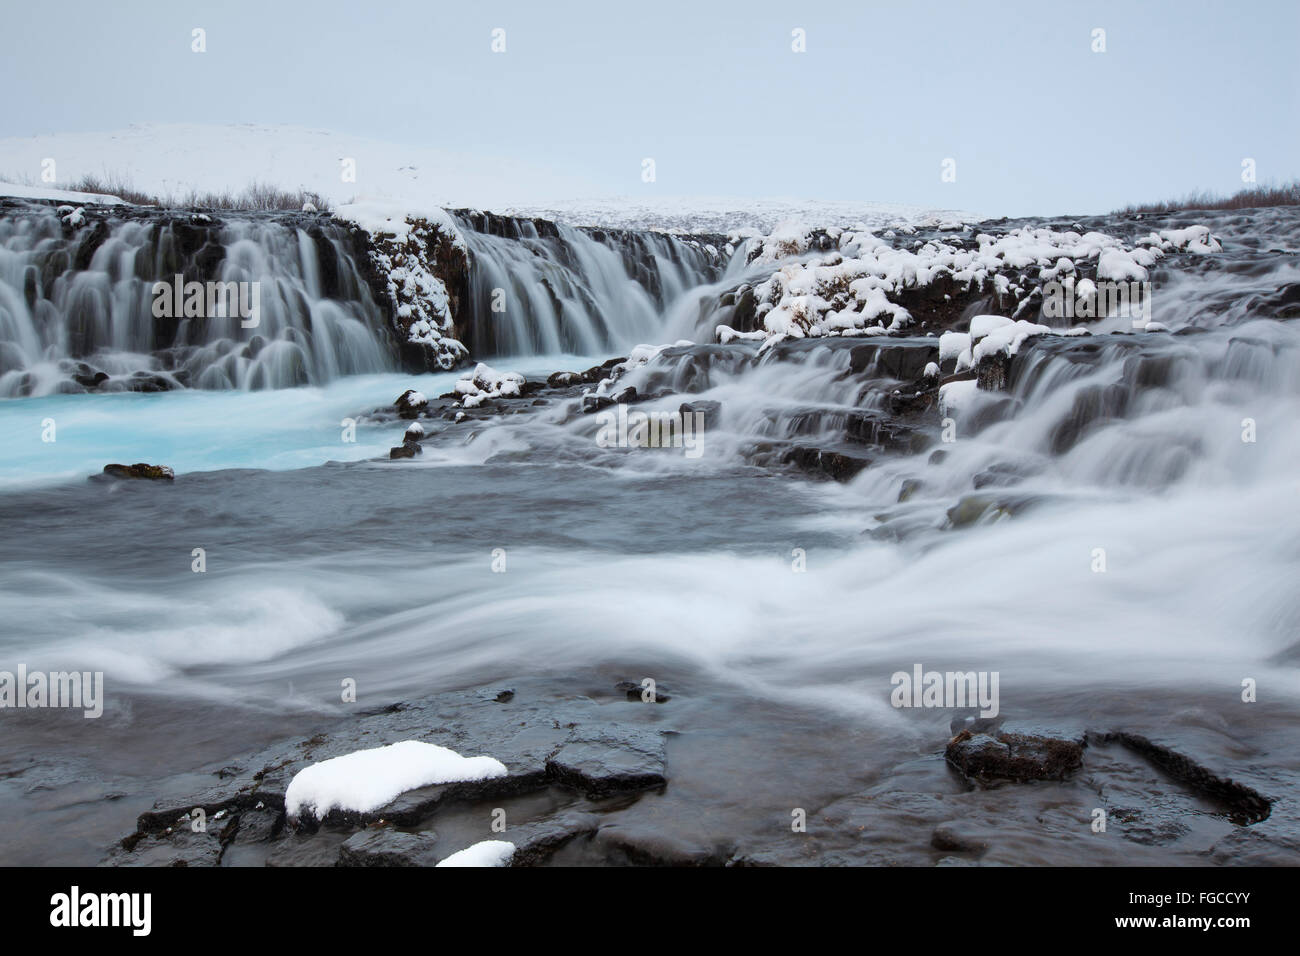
284, 740, 507, 821
435, 840, 516, 867
456, 363, 525, 408
0, 181, 126, 205
724, 222, 1222, 350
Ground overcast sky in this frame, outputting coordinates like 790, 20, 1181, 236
2, 0, 1296, 217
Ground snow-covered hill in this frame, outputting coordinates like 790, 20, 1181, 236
0, 123, 972, 233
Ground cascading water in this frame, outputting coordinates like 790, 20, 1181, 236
0, 201, 392, 396
449, 210, 726, 357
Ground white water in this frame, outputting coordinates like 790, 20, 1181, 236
0, 207, 390, 395
1, 208, 1298, 725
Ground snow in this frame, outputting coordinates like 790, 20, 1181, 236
971, 319, 1053, 364
939, 379, 979, 415
504, 197, 974, 236
968, 315, 1014, 340
435, 840, 515, 868
456, 363, 525, 408
939, 331, 971, 364
727, 221, 1222, 351
336, 205, 468, 369
0, 124, 976, 234
0, 180, 125, 205
334, 201, 461, 244
284, 740, 507, 821
0, 123, 597, 210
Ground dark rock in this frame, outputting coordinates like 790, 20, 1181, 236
783, 446, 870, 482
545, 727, 667, 798
1087, 731, 1271, 824
931, 823, 988, 853
394, 389, 428, 419
337, 827, 440, 867
389, 441, 422, 460
945, 728, 1085, 785
678, 399, 721, 429
99, 463, 175, 481
506, 812, 600, 866
614, 680, 671, 703
547, 371, 583, 388
582, 393, 615, 414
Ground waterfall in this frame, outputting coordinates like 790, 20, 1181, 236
450, 210, 725, 358
0, 202, 392, 396
0, 201, 731, 396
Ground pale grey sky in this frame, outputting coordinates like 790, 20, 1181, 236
2, 0, 1296, 217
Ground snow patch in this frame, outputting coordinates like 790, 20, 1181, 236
284, 740, 507, 821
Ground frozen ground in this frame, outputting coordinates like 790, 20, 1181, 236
0, 123, 971, 233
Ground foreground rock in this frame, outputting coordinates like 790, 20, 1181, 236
95, 463, 175, 481
107, 682, 670, 867
945, 726, 1086, 784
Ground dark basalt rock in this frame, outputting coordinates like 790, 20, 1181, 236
389, 441, 422, 460
945, 728, 1085, 784
582, 393, 615, 414
394, 388, 428, 419
783, 446, 871, 482
1087, 731, 1272, 824
109, 683, 670, 866
545, 727, 668, 798
98, 463, 175, 481
337, 827, 441, 867
930, 822, 989, 853
677, 399, 721, 429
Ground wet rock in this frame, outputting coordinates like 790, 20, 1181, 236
1088, 731, 1271, 824
106, 826, 224, 867
945, 728, 1085, 785
545, 727, 667, 798
394, 388, 428, 419
593, 824, 733, 867
112, 682, 670, 865
98, 463, 175, 481
615, 680, 671, 703
676, 399, 721, 430
389, 441, 422, 460
930, 822, 988, 853
547, 370, 583, 388
124, 372, 174, 393
337, 827, 441, 867
73, 370, 109, 389
783, 446, 870, 482
945, 493, 1037, 528
974, 351, 1013, 391
582, 393, 615, 414
402, 423, 425, 444
506, 812, 600, 866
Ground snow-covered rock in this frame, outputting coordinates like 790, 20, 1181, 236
284, 740, 508, 822
435, 840, 516, 867
335, 202, 469, 371
455, 363, 525, 408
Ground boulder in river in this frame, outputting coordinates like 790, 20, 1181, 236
98, 463, 175, 481
945, 727, 1085, 784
